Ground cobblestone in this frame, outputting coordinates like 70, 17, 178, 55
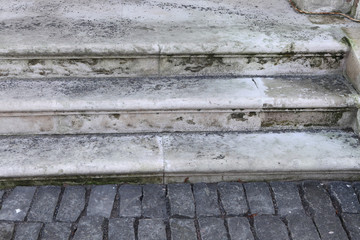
328, 181, 360, 213
0, 180, 357, 239
56, 186, 86, 222
119, 185, 142, 218
142, 184, 167, 218
0, 186, 36, 221
193, 183, 220, 217
254, 215, 289, 240
353, 182, 360, 198
244, 182, 274, 214
342, 213, 360, 239
286, 212, 320, 240
198, 217, 228, 240
218, 182, 248, 216
138, 219, 167, 240
0, 190, 4, 201
108, 218, 135, 240
302, 181, 336, 216
41, 222, 72, 240
170, 219, 197, 240
313, 213, 348, 240
87, 185, 117, 218
27, 186, 61, 222
168, 184, 195, 218
14, 222, 42, 240
73, 216, 104, 240
0, 222, 14, 240
227, 217, 254, 240
271, 182, 304, 216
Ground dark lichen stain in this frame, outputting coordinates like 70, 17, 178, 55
229, 113, 247, 122
249, 112, 257, 117
212, 154, 225, 160
340, 36, 351, 47
186, 120, 196, 125
28, 59, 43, 65
171, 55, 227, 73
261, 111, 346, 128
0, 175, 163, 189
176, 117, 183, 121
112, 114, 120, 119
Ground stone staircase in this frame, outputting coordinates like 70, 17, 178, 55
0, 0, 360, 186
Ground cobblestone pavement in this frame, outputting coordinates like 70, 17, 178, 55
0, 181, 359, 239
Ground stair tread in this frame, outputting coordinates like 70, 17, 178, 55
1, 0, 358, 56
0, 76, 357, 112
0, 130, 359, 179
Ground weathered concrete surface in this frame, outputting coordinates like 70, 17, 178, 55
0, 0, 358, 78
0, 76, 357, 135
0, 130, 359, 182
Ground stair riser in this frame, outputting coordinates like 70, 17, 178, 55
0, 53, 344, 78
0, 109, 355, 135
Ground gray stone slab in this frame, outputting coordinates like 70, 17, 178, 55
138, 219, 166, 240
108, 218, 135, 240
0, 186, 36, 221
227, 217, 254, 240
56, 186, 86, 222
73, 216, 104, 240
218, 182, 248, 216
302, 181, 336, 216
254, 215, 289, 240
41, 222, 72, 240
328, 181, 360, 213
193, 183, 220, 217
170, 219, 197, 240
198, 217, 227, 240
244, 182, 274, 214
313, 213, 348, 240
271, 182, 304, 216
0, 222, 14, 240
14, 223, 42, 240
119, 185, 142, 218
27, 186, 61, 222
286, 212, 320, 240
168, 184, 195, 218
142, 184, 167, 218
342, 213, 360, 240
87, 185, 117, 218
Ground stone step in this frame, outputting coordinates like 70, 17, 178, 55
0, 130, 359, 185
1, 0, 359, 78
0, 75, 358, 135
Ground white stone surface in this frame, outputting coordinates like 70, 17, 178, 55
345, 28, 360, 92
0, 76, 356, 112
0, 0, 355, 56
0, 0, 358, 77
163, 131, 360, 176
293, 0, 355, 14
0, 76, 357, 134
0, 134, 163, 178
0, 130, 359, 181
